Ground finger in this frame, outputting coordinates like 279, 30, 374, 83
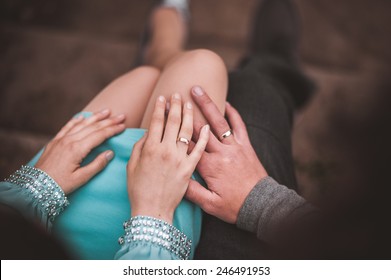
191, 86, 235, 145
74, 150, 115, 188
185, 179, 214, 212
225, 102, 249, 145
188, 124, 210, 166
193, 121, 220, 152
77, 123, 126, 158
147, 96, 166, 143
176, 101, 193, 153
72, 114, 126, 141
163, 93, 182, 144
54, 115, 85, 139
188, 140, 196, 154
67, 109, 111, 136
128, 132, 148, 170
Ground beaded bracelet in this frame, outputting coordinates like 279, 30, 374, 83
5, 165, 69, 220
118, 215, 192, 260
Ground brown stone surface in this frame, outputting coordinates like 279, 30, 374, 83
1, 0, 390, 211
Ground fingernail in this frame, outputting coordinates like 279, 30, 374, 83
166, 102, 171, 111
192, 86, 204, 96
116, 114, 126, 120
203, 124, 210, 132
173, 93, 181, 100
186, 102, 192, 109
158, 96, 165, 102
105, 150, 114, 161
100, 109, 110, 115
74, 115, 84, 120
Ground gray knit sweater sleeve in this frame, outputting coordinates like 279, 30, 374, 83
237, 176, 317, 242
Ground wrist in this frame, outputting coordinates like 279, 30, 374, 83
118, 215, 192, 260
131, 208, 174, 224
5, 165, 69, 221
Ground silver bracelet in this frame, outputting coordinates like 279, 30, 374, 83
118, 215, 192, 260
5, 165, 69, 220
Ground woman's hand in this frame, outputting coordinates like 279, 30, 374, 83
127, 94, 209, 224
35, 109, 126, 194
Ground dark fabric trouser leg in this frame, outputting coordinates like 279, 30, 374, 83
194, 54, 314, 259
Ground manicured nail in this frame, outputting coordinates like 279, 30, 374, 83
186, 102, 192, 109
116, 114, 126, 120
203, 124, 210, 132
158, 96, 165, 102
173, 93, 181, 100
105, 150, 114, 161
192, 86, 204, 96
100, 109, 110, 114
74, 115, 84, 120
166, 102, 171, 111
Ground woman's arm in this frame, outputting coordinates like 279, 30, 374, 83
0, 110, 125, 231
116, 94, 209, 260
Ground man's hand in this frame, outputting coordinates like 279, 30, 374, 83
186, 86, 268, 223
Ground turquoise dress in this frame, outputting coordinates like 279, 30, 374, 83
0, 112, 202, 260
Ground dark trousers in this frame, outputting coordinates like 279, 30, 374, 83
194, 54, 314, 259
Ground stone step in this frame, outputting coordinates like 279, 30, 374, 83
0, 24, 137, 135
0, 24, 245, 136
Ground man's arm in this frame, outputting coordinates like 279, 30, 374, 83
237, 176, 316, 241
186, 86, 329, 257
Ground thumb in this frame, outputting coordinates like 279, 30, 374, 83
72, 150, 114, 192
185, 179, 214, 212
128, 132, 147, 170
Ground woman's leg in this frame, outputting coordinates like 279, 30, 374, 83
82, 5, 188, 128
144, 7, 187, 70
82, 66, 160, 128
140, 49, 228, 128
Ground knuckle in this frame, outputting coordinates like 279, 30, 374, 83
68, 141, 81, 153
168, 115, 181, 125
202, 95, 213, 106
181, 126, 193, 137
222, 154, 234, 164
61, 136, 74, 146
151, 113, 164, 124
161, 150, 174, 161
143, 144, 156, 157
216, 118, 228, 129
97, 157, 107, 169
202, 197, 215, 214
133, 139, 142, 149
102, 125, 117, 137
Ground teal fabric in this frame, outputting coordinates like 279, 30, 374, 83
0, 180, 53, 228
27, 112, 202, 260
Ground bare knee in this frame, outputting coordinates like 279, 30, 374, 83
121, 66, 161, 82
168, 49, 227, 73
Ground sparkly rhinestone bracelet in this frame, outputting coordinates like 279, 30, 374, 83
118, 215, 192, 260
5, 165, 69, 221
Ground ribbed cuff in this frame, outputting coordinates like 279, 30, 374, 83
237, 176, 308, 241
